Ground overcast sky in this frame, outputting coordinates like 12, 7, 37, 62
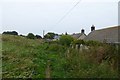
1, 0, 119, 36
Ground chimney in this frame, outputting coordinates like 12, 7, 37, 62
81, 29, 85, 34
91, 25, 95, 31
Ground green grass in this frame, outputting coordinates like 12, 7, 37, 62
2, 34, 119, 78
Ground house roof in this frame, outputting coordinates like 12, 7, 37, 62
84, 26, 120, 43
71, 33, 86, 39
54, 35, 60, 39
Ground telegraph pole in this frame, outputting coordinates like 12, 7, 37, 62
43, 30, 45, 39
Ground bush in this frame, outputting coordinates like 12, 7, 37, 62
35, 35, 42, 39
44, 32, 58, 39
2, 31, 18, 35
47, 44, 66, 52
27, 33, 35, 39
72, 39, 85, 45
49, 40, 59, 44
59, 35, 74, 46
85, 40, 102, 46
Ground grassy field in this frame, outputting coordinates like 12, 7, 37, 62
1, 34, 119, 78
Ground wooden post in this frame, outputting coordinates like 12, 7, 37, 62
71, 44, 74, 49
76, 45, 78, 50
80, 44, 83, 51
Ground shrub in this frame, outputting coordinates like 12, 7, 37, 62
59, 35, 74, 46
48, 44, 59, 51
35, 35, 42, 39
85, 40, 101, 46
44, 32, 58, 39
49, 40, 59, 44
72, 39, 85, 45
27, 33, 35, 39
48, 44, 66, 52
20, 34, 26, 37
2, 31, 18, 35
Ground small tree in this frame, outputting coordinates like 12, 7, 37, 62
59, 35, 74, 46
27, 33, 35, 39
44, 32, 58, 39
65, 32, 68, 35
72, 39, 85, 45
2, 31, 18, 35
35, 35, 42, 39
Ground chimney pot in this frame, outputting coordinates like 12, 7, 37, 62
81, 29, 85, 34
91, 25, 95, 31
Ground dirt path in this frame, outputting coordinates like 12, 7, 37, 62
45, 60, 51, 79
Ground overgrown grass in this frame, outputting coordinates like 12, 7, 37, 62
2, 34, 119, 78
65, 47, 118, 78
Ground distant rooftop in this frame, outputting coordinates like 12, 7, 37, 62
84, 26, 120, 43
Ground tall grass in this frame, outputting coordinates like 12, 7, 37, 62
2, 34, 119, 78
0, 34, 2, 79
64, 46, 118, 78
